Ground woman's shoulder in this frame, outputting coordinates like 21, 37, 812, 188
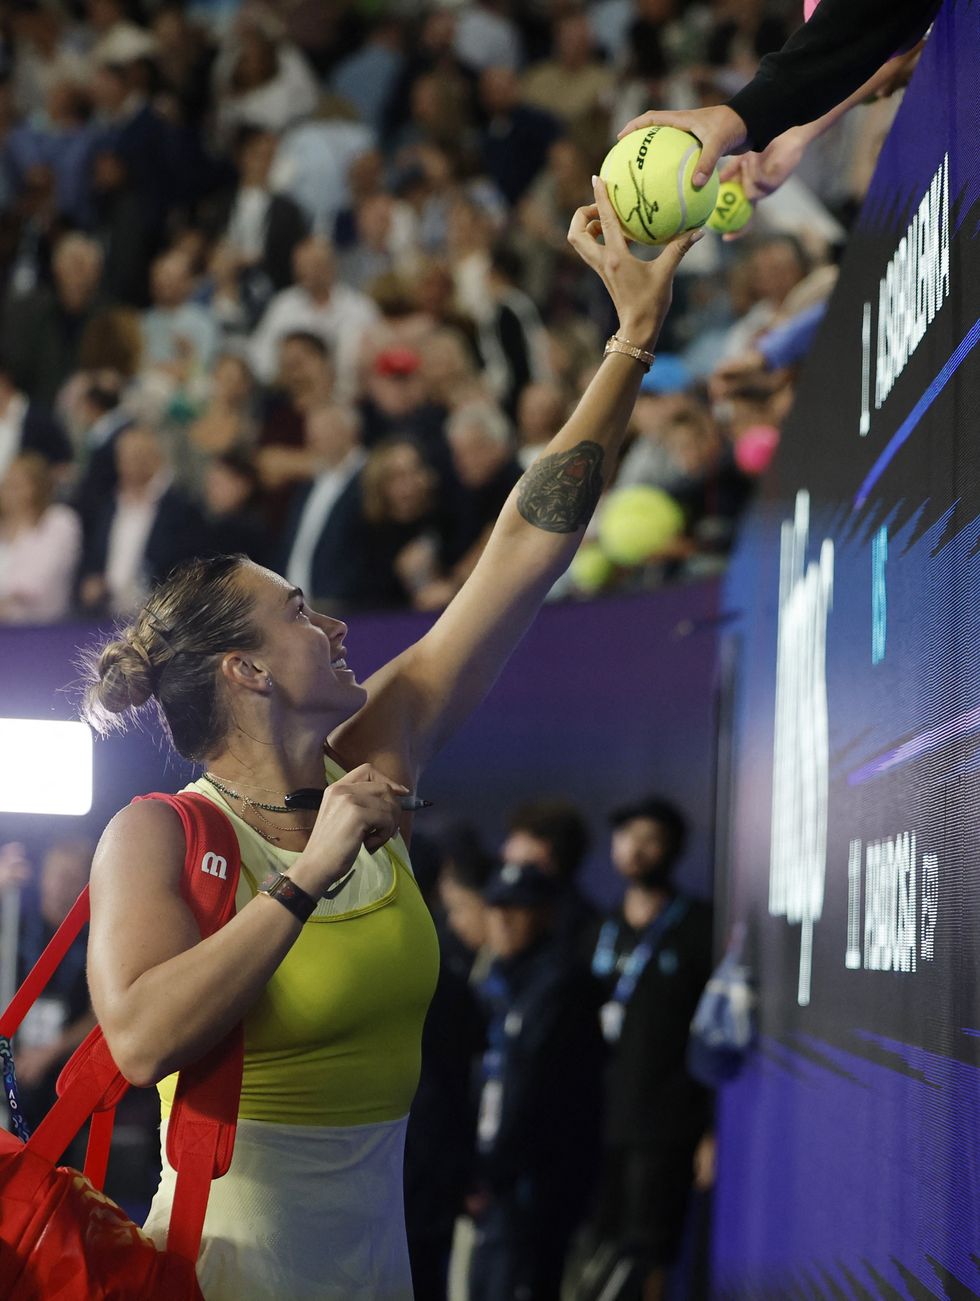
93, 798, 187, 886
102, 796, 187, 841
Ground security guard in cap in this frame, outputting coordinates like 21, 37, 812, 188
467, 863, 605, 1301
582, 797, 713, 1301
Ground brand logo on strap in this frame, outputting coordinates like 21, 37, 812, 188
201, 851, 228, 880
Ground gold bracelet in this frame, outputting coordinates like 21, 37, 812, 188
604, 334, 655, 371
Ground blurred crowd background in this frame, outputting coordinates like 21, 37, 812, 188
0, 0, 912, 1297
0, 0, 903, 625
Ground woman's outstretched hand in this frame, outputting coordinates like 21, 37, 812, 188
567, 176, 704, 349
616, 105, 749, 187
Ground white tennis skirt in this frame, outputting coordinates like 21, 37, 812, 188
143, 1113, 414, 1300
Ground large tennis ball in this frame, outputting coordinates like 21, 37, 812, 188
707, 179, 754, 234
598, 485, 685, 565
599, 126, 719, 246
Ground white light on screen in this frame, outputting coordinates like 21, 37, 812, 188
0, 719, 93, 815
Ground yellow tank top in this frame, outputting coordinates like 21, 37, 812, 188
157, 757, 440, 1127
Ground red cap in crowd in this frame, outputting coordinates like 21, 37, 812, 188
374, 347, 422, 379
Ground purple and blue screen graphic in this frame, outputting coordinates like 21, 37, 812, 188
715, 0, 980, 1294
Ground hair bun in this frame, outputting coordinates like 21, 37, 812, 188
95, 639, 155, 714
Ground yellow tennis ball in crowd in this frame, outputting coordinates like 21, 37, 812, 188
598, 485, 685, 566
570, 542, 616, 594
599, 126, 720, 246
707, 179, 754, 234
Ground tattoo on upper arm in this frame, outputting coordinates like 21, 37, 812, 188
516, 441, 606, 534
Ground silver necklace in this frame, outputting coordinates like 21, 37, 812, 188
203, 772, 295, 813
202, 773, 315, 843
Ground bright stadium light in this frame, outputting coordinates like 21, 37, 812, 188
0, 719, 93, 816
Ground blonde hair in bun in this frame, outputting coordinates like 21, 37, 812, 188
79, 554, 262, 761
81, 633, 157, 739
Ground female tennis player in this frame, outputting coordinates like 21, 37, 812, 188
83, 180, 702, 1300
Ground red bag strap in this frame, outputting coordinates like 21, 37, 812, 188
0, 890, 91, 1039
136, 793, 243, 936
30, 1025, 129, 1163
0, 889, 126, 1170
84, 1103, 116, 1189
2, 790, 246, 1267
133, 792, 245, 1264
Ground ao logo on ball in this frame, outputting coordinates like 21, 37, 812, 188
707, 181, 754, 235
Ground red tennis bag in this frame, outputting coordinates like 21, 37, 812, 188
0, 793, 244, 1300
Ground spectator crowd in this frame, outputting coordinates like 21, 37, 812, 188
0, 0, 899, 627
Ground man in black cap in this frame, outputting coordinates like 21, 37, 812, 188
585, 798, 714, 1301
468, 864, 605, 1301
500, 798, 600, 962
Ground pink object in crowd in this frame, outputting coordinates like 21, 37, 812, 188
734, 425, 780, 476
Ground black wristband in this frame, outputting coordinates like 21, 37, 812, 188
258, 870, 317, 923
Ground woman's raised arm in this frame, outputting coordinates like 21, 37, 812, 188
341, 180, 702, 774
